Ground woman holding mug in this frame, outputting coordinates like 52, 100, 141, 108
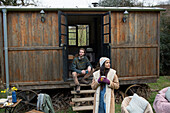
91, 57, 119, 113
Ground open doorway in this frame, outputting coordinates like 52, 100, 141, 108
67, 14, 102, 74
58, 12, 111, 79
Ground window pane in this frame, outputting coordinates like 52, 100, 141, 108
69, 33, 76, 38
68, 26, 76, 45
78, 25, 89, 46
69, 26, 76, 32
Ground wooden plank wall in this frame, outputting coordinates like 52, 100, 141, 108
6, 11, 63, 83
111, 11, 159, 79
0, 12, 5, 84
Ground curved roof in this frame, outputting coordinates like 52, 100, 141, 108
0, 6, 166, 11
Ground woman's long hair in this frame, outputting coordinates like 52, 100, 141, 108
100, 61, 110, 90
100, 62, 110, 77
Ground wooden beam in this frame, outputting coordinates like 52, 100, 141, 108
71, 90, 95, 94
70, 83, 91, 87
8, 46, 62, 51
25, 109, 44, 113
73, 105, 93, 111
72, 97, 94, 102
118, 75, 158, 80
119, 77, 157, 85
111, 44, 158, 48
10, 81, 68, 85
157, 13, 160, 78
17, 84, 70, 90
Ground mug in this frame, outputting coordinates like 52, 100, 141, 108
7, 96, 12, 103
101, 76, 106, 81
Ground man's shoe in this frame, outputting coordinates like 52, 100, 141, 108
81, 79, 90, 84
76, 85, 80, 93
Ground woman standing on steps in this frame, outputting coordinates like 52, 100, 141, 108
91, 57, 119, 113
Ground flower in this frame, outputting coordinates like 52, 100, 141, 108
11, 87, 17, 91
1, 87, 18, 95
1, 90, 6, 93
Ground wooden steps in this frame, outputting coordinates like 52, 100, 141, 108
70, 83, 91, 87
70, 83, 95, 112
71, 90, 95, 94
72, 97, 94, 102
72, 105, 93, 111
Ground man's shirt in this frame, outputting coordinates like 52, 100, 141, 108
71, 56, 92, 74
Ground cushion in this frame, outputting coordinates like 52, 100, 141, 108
126, 93, 148, 113
159, 87, 168, 94
165, 87, 170, 102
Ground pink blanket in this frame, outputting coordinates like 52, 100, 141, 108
153, 87, 170, 113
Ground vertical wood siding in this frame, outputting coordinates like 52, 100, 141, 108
8, 12, 59, 47
111, 12, 159, 78
0, 12, 5, 84
7, 11, 63, 83
8, 50, 63, 82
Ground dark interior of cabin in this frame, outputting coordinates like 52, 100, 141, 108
67, 14, 102, 77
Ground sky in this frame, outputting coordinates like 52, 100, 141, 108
38, 0, 169, 8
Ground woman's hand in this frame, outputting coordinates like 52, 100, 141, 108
102, 78, 110, 85
98, 77, 104, 83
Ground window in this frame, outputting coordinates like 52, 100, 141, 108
68, 25, 89, 46
68, 26, 76, 46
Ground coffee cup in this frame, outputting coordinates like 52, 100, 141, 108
101, 76, 105, 78
7, 96, 12, 103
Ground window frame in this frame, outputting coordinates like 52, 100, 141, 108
68, 24, 90, 47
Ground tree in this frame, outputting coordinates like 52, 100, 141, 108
158, 0, 170, 5
0, 0, 38, 6
160, 13, 170, 75
98, 0, 144, 7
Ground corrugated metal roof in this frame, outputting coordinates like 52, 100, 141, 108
0, 6, 166, 11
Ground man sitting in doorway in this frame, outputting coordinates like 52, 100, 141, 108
71, 48, 93, 93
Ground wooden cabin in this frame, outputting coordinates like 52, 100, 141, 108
0, 7, 165, 90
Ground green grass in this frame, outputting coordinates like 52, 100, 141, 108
115, 103, 121, 113
148, 76, 170, 90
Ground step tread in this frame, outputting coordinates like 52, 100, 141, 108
70, 83, 91, 87
71, 90, 95, 94
72, 97, 94, 102
72, 105, 93, 111
67, 76, 93, 81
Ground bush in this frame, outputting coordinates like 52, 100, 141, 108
160, 13, 170, 75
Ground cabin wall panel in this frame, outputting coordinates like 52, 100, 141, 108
7, 12, 59, 47
6, 12, 62, 83
111, 48, 157, 77
0, 12, 5, 83
111, 11, 159, 78
8, 50, 63, 82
